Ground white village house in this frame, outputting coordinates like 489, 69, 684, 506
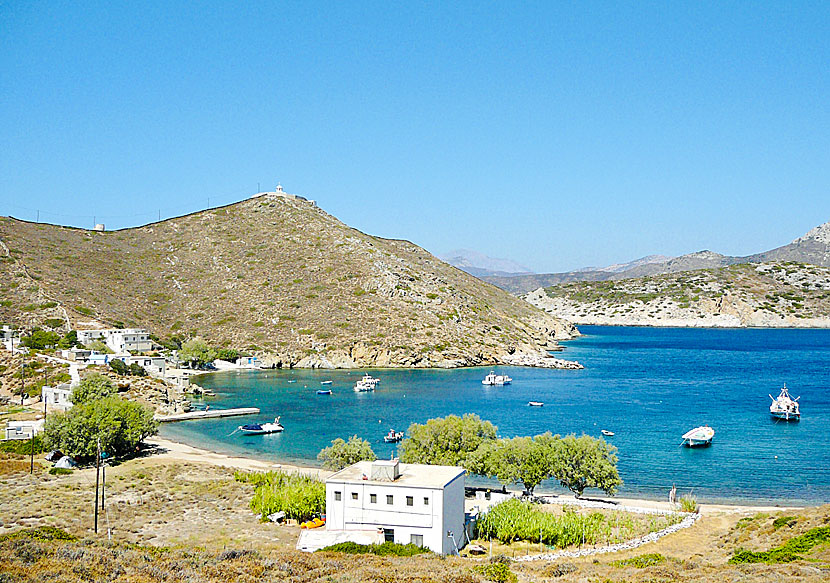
4, 419, 44, 440
76, 328, 153, 353
42, 384, 73, 410
322, 460, 466, 555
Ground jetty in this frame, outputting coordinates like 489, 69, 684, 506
154, 407, 260, 423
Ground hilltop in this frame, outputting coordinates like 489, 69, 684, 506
0, 191, 578, 369
486, 220, 830, 294
526, 261, 830, 327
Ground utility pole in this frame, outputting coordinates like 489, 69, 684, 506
101, 454, 106, 510
158, 209, 161, 222
43, 369, 48, 416
36, 210, 40, 222
94, 438, 101, 534
29, 431, 34, 474
20, 358, 25, 405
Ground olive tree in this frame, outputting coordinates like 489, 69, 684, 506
179, 338, 216, 368
317, 435, 377, 470
485, 433, 560, 495
399, 414, 498, 467
70, 374, 116, 404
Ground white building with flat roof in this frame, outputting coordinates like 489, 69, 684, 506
325, 460, 466, 555
76, 328, 153, 353
42, 384, 73, 410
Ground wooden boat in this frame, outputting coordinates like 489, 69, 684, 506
681, 425, 714, 447
601, 429, 614, 437
239, 417, 284, 435
316, 389, 332, 395
770, 384, 800, 421
528, 401, 544, 407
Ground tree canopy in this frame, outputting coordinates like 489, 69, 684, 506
317, 435, 377, 470
399, 414, 497, 466
70, 374, 116, 404
179, 338, 216, 368
44, 396, 157, 461
484, 433, 560, 495
551, 435, 622, 497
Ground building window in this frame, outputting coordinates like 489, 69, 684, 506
351, 492, 358, 500
411, 534, 423, 547
406, 496, 413, 506
335, 491, 341, 501
370, 493, 377, 503
386, 495, 394, 505
384, 529, 395, 543
424, 497, 429, 505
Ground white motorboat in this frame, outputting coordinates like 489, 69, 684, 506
239, 417, 284, 435
354, 380, 375, 392
681, 425, 714, 447
528, 401, 544, 407
361, 373, 381, 386
482, 371, 512, 386
320, 380, 333, 385
384, 429, 403, 443
770, 384, 800, 421
601, 429, 614, 437
316, 389, 332, 395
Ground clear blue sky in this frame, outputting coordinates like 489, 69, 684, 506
2, 2, 828, 272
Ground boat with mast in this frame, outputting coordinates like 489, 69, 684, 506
770, 384, 800, 421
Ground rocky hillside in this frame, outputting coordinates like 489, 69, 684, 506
525, 261, 830, 327
488, 220, 830, 294
0, 193, 579, 369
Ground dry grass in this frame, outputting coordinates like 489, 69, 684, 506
1, 452, 828, 582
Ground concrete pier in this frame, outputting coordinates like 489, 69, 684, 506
155, 407, 260, 422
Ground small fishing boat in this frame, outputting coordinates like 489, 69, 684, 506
287, 380, 296, 383
770, 384, 800, 421
239, 417, 284, 435
681, 425, 714, 447
316, 389, 332, 395
528, 401, 544, 407
320, 380, 333, 385
384, 429, 403, 443
482, 371, 512, 386
601, 429, 614, 437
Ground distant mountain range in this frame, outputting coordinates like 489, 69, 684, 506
485, 221, 830, 294
438, 249, 534, 278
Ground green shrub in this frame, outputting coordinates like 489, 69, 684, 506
473, 562, 517, 583
235, 471, 325, 522
48, 467, 73, 475
0, 526, 76, 543
772, 515, 797, 529
729, 526, 830, 564
318, 542, 429, 556
679, 495, 698, 513
0, 435, 45, 455
477, 499, 606, 547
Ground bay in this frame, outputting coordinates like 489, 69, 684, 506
160, 325, 830, 505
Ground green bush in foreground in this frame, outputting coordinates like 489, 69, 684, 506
729, 526, 830, 564
48, 467, 73, 475
235, 471, 325, 522
318, 542, 429, 556
678, 495, 698, 513
0, 435, 45, 455
0, 526, 76, 543
473, 562, 517, 583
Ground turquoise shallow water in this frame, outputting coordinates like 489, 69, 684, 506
160, 326, 830, 505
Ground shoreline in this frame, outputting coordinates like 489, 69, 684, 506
148, 435, 804, 515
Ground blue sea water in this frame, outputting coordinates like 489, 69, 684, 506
160, 326, 830, 505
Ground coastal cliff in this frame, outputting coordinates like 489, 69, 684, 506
0, 193, 579, 369
525, 262, 830, 328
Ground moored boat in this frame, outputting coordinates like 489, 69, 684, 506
316, 389, 332, 395
384, 429, 403, 443
354, 380, 375, 392
239, 417, 284, 435
482, 372, 512, 386
681, 425, 714, 447
528, 401, 544, 407
320, 380, 333, 385
770, 384, 800, 421
601, 429, 614, 437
